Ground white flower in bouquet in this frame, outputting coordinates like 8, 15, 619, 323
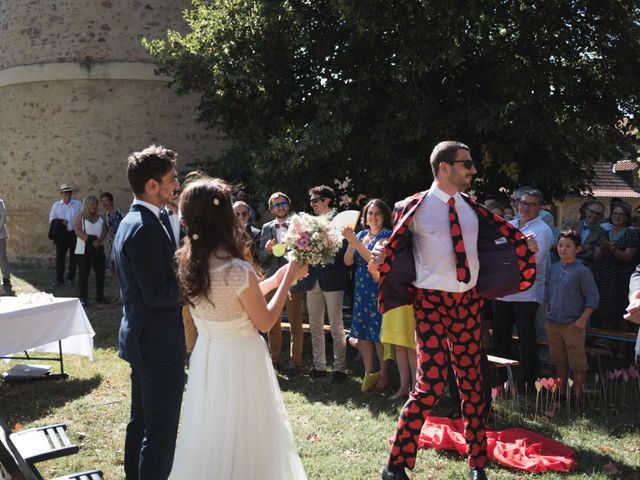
283, 213, 341, 266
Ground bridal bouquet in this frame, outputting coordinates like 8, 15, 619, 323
283, 213, 341, 266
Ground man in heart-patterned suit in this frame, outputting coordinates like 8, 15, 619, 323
378, 141, 537, 480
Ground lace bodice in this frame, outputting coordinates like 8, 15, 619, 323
189, 258, 255, 329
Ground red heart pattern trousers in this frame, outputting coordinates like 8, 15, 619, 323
387, 287, 487, 469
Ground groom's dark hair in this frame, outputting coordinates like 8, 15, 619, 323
127, 145, 177, 195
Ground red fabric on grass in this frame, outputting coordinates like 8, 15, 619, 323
418, 417, 577, 473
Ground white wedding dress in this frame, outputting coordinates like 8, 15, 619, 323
170, 258, 307, 480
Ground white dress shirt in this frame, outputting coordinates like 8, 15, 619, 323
49, 198, 82, 231
274, 217, 291, 244
498, 215, 553, 304
410, 185, 479, 293
167, 210, 181, 246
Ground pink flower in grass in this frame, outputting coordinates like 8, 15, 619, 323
491, 386, 499, 400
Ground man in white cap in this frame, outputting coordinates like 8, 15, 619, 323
49, 184, 81, 287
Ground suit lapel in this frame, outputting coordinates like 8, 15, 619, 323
131, 204, 175, 251
160, 209, 178, 250
378, 190, 426, 312
386, 190, 428, 251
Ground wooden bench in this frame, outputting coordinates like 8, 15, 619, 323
507, 334, 612, 377
486, 355, 520, 409
586, 327, 637, 344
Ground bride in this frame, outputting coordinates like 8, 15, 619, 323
170, 178, 308, 479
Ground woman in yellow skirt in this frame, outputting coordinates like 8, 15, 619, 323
368, 264, 417, 399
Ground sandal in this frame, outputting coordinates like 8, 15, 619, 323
390, 385, 410, 400
371, 376, 394, 394
361, 371, 381, 392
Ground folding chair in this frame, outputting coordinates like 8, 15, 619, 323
51, 470, 103, 480
9, 424, 79, 464
0, 423, 41, 480
1, 417, 102, 480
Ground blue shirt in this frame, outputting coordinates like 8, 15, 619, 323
544, 261, 599, 324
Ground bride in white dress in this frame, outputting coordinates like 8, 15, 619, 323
170, 178, 308, 480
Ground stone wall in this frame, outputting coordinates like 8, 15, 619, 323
0, 0, 227, 265
0, 0, 190, 69
0, 79, 225, 264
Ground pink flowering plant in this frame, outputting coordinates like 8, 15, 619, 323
283, 213, 341, 266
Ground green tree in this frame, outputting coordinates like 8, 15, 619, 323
147, 0, 640, 207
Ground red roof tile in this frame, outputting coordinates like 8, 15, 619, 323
613, 160, 638, 172
588, 162, 640, 198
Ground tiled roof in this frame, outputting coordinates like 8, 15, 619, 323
613, 159, 638, 172
588, 162, 640, 198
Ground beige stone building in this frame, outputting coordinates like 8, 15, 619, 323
0, 0, 225, 265
555, 160, 640, 227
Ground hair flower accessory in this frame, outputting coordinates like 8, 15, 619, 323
213, 198, 220, 206
191, 233, 200, 240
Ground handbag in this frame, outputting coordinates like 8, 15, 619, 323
83, 218, 104, 255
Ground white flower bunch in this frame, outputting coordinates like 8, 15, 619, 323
17, 292, 55, 305
283, 213, 341, 266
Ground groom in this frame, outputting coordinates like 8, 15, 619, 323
114, 145, 185, 480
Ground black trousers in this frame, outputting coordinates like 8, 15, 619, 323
124, 361, 185, 480
77, 248, 105, 301
493, 300, 539, 389
55, 230, 77, 282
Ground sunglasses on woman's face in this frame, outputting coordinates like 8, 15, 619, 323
310, 197, 326, 204
272, 201, 289, 209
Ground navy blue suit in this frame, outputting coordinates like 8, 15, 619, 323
304, 240, 348, 292
114, 203, 185, 480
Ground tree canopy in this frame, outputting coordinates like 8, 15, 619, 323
147, 0, 640, 207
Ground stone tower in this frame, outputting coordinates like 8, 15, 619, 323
0, 0, 224, 264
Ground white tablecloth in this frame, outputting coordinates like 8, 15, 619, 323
0, 297, 95, 360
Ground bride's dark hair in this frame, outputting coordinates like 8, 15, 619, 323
177, 178, 245, 306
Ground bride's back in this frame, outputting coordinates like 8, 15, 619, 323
189, 255, 253, 325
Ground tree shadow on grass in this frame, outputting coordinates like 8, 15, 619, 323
573, 446, 640, 480
0, 374, 102, 426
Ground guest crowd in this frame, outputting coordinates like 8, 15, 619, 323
18, 175, 633, 393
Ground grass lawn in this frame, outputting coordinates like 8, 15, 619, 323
1, 265, 639, 479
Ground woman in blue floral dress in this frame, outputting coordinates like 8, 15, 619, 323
343, 199, 392, 392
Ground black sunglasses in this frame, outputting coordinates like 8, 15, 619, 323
310, 197, 326, 204
448, 160, 475, 170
